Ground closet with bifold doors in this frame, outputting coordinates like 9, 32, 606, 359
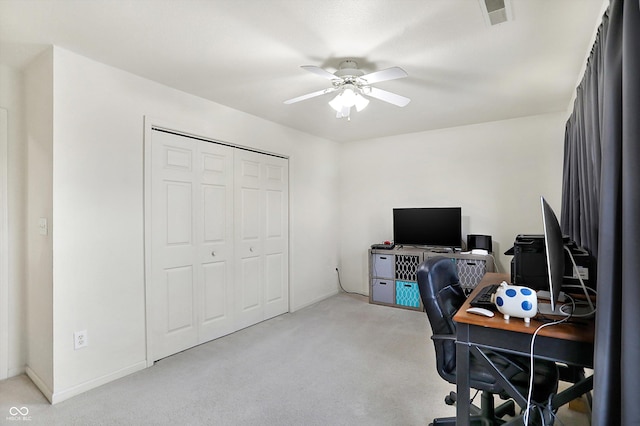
145, 128, 289, 362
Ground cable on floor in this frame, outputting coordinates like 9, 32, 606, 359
336, 267, 368, 297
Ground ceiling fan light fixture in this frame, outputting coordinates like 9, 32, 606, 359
354, 93, 370, 112
341, 85, 357, 107
329, 85, 369, 117
333, 104, 351, 119
329, 93, 345, 112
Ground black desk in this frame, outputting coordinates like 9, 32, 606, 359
453, 273, 595, 425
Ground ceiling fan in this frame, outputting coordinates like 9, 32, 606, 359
284, 60, 411, 119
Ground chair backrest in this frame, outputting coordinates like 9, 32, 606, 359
417, 256, 466, 384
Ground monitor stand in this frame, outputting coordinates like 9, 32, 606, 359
538, 302, 594, 317
538, 302, 567, 316
536, 290, 567, 303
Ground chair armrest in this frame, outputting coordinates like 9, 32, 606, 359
431, 334, 456, 342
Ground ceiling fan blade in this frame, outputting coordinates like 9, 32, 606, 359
301, 65, 339, 80
284, 87, 337, 104
367, 87, 411, 107
360, 67, 408, 84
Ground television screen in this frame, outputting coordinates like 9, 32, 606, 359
393, 207, 462, 248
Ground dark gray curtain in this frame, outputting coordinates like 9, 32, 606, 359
561, 16, 605, 256
562, 1, 640, 424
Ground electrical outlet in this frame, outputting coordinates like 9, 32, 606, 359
74, 330, 88, 350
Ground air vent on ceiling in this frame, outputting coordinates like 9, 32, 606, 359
480, 0, 512, 26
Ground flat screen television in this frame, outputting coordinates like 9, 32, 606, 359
392, 207, 462, 248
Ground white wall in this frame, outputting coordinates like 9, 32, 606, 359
338, 112, 567, 294
19, 46, 340, 402
24, 49, 55, 394
0, 65, 27, 379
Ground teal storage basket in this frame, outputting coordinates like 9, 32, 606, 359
395, 281, 421, 308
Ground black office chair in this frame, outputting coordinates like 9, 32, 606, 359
417, 256, 559, 425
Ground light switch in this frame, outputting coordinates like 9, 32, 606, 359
38, 218, 48, 236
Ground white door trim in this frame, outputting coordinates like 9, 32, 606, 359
0, 108, 9, 379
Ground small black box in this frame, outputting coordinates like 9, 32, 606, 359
467, 234, 492, 252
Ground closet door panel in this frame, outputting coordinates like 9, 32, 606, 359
197, 141, 235, 343
235, 153, 265, 329
262, 158, 288, 319
166, 266, 195, 332
240, 257, 261, 310
265, 253, 285, 303
201, 261, 227, 323
149, 131, 199, 361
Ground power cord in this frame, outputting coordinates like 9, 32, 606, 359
523, 296, 574, 425
469, 389, 480, 405
488, 253, 501, 273
558, 288, 596, 318
336, 267, 368, 297
524, 246, 597, 424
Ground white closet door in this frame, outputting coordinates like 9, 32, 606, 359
234, 150, 289, 329
147, 128, 288, 362
148, 131, 234, 361
261, 156, 289, 320
197, 141, 235, 343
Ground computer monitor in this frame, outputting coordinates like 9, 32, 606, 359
540, 196, 564, 314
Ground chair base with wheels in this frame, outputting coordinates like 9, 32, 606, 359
431, 390, 516, 426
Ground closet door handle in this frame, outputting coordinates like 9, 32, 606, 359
211, 251, 216, 257
249, 247, 255, 253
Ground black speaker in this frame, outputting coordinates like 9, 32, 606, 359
467, 234, 492, 252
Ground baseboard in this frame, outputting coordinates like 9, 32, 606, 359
25, 366, 54, 403
50, 360, 148, 404
291, 289, 339, 312
27, 360, 148, 404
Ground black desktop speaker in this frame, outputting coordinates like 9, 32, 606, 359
467, 234, 492, 253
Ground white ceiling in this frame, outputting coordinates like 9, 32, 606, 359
0, 0, 606, 142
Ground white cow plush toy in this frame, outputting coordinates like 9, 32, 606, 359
492, 281, 537, 324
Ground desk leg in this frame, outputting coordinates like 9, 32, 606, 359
456, 323, 471, 426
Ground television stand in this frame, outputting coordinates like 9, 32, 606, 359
369, 246, 495, 310
429, 247, 454, 253
396, 245, 455, 253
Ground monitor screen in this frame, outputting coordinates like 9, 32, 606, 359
393, 207, 462, 248
541, 196, 564, 312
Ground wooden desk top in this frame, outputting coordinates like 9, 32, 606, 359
454, 273, 595, 343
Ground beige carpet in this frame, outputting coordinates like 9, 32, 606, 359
0, 293, 590, 425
